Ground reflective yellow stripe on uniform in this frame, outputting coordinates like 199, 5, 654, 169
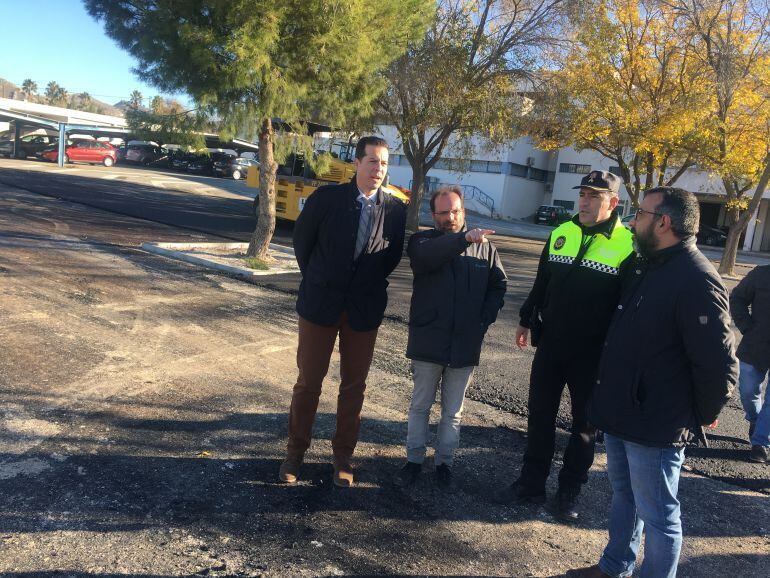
548, 218, 633, 275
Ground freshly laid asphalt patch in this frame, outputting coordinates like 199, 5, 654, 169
0, 172, 768, 576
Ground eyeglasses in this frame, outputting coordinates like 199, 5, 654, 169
433, 209, 464, 217
635, 207, 664, 219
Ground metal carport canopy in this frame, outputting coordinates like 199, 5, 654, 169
0, 98, 262, 163
0, 99, 130, 167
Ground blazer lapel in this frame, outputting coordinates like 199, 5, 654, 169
347, 180, 361, 258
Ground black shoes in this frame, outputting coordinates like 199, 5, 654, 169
394, 461, 422, 487
749, 444, 769, 463
556, 486, 581, 522
495, 479, 546, 504
394, 462, 457, 491
435, 463, 454, 491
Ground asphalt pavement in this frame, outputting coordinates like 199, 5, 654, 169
0, 157, 767, 488
0, 158, 768, 576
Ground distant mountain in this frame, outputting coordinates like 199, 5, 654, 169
113, 100, 150, 114
0, 78, 25, 101
0, 77, 124, 117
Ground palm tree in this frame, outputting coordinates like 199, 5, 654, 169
129, 90, 143, 109
77, 92, 97, 112
21, 79, 37, 101
45, 81, 68, 107
150, 95, 164, 113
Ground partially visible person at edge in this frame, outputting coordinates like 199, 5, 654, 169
278, 136, 406, 488
393, 185, 507, 491
730, 264, 770, 463
497, 170, 635, 523
567, 187, 737, 578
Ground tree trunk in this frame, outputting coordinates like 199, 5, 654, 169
406, 162, 428, 232
718, 218, 742, 277
247, 118, 278, 259
717, 157, 770, 276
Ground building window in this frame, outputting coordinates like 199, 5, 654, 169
554, 200, 575, 210
436, 158, 464, 171
469, 159, 486, 172
426, 157, 503, 173
529, 167, 547, 181
609, 165, 621, 176
509, 162, 528, 177
559, 163, 591, 174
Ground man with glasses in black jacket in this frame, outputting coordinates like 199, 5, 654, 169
567, 187, 737, 578
394, 185, 506, 490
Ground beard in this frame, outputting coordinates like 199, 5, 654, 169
437, 220, 464, 233
633, 223, 659, 258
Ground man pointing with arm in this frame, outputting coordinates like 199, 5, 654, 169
394, 185, 506, 490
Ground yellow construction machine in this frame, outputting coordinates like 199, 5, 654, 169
247, 144, 410, 221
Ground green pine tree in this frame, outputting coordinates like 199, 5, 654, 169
86, 0, 434, 258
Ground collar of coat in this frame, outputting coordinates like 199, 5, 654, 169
430, 223, 468, 235
569, 210, 620, 239
643, 236, 697, 267
349, 178, 384, 206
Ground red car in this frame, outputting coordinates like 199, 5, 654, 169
40, 140, 117, 166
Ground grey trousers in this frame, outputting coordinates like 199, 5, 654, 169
406, 360, 475, 466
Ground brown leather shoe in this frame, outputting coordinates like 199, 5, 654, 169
333, 461, 354, 488
564, 565, 611, 577
278, 455, 303, 484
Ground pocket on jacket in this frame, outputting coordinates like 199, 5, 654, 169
410, 308, 438, 327
369, 235, 391, 253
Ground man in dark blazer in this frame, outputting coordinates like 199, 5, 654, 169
279, 136, 407, 488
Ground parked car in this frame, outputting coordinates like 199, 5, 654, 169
187, 152, 234, 175
0, 134, 58, 158
697, 225, 729, 247
213, 156, 258, 179
186, 153, 216, 175
534, 205, 571, 225
114, 143, 129, 163
39, 140, 118, 166
169, 151, 196, 171
125, 143, 168, 165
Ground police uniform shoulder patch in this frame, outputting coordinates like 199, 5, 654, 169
554, 235, 566, 250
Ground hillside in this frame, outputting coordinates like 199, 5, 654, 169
0, 77, 124, 117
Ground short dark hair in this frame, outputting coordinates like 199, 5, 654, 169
430, 185, 464, 213
643, 186, 700, 238
355, 136, 389, 160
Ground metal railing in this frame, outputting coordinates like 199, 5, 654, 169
411, 180, 496, 215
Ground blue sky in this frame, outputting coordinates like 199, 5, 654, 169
0, 1, 190, 107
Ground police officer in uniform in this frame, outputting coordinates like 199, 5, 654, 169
498, 170, 634, 522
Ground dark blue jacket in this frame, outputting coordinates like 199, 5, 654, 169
589, 238, 737, 447
293, 179, 406, 331
406, 228, 507, 367
730, 264, 770, 371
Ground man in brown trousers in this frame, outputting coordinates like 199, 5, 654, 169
279, 136, 407, 487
